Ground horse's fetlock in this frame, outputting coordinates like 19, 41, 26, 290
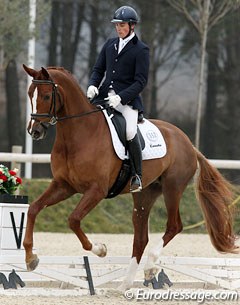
83, 244, 92, 251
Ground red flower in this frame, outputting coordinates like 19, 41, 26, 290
0, 174, 8, 182
0, 170, 2, 175
9, 170, 17, 176
16, 177, 22, 184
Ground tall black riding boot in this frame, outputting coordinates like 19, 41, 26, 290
127, 134, 142, 192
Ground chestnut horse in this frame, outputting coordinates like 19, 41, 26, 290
23, 65, 237, 290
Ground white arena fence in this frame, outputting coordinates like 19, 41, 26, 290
1, 148, 240, 179
1, 152, 240, 169
1, 255, 240, 292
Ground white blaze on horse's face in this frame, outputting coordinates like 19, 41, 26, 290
30, 86, 50, 141
32, 86, 37, 114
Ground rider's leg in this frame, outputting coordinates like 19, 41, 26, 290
128, 133, 142, 192
115, 104, 142, 192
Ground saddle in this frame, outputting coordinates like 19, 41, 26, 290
106, 107, 145, 149
102, 107, 167, 198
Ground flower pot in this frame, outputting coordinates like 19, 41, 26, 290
0, 195, 29, 256
0, 194, 28, 204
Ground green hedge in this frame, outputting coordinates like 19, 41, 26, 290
20, 179, 240, 234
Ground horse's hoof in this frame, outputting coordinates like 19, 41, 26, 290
98, 243, 107, 257
26, 254, 39, 271
91, 243, 107, 257
144, 266, 159, 281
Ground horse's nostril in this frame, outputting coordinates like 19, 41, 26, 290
32, 130, 41, 140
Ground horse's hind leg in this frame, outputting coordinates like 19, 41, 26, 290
144, 176, 190, 280
23, 180, 75, 271
119, 182, 162, 290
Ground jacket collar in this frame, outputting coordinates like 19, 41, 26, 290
116, 35, 138, 56
119, 32, 135, 49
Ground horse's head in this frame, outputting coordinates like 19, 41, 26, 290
23, 64, 63, 140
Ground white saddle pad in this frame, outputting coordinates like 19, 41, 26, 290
103, 110, 167, 160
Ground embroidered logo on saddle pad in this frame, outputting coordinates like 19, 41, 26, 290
103, 110, 167, 160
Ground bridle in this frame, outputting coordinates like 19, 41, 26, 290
31, 79, 62, 126
28, 78, 107, 134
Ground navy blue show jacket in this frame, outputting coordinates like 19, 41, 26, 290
88, 35, 149, 112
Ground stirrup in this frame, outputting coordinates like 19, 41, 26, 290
130, 175, 142, 193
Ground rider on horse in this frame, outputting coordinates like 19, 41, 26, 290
87, 5, 150, 192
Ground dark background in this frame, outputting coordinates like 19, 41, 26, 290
0, 0, 239, 182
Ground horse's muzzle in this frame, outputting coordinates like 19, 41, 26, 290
30, 122, 49, 140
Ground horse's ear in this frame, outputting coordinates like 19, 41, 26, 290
23, 64, 37, 78
41, 67, 50, 79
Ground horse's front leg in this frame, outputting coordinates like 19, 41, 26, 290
119, 187, 158, 291
23, 180, 75, 271
119, 183, 163, 291
118, 204, 150, 291
68, 184, 107, 257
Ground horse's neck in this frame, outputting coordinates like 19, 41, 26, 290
52, 70, 91, 116
53, 71, 102, 143
65, 98, 93, 118
63, 88, 92, 116
59, 95, 101, 140
55, 109, 104, 151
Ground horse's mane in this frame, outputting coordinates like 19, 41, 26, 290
46, 66, 87, 99
47, 66, 78, 83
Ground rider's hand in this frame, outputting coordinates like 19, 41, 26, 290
105, 95, 121, 108
87, 85, 99, 100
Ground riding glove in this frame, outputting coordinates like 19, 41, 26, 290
87, 85, 99, 100
105, 95, 121, 108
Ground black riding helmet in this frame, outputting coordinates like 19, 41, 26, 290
111, 6, 139, 24
111, 6, 139, 39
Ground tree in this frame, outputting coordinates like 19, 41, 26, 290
0, 1, 29, 151
48, 0, 60, 66
87, 1, 100, 78
167, 0, 240, 149
137, 1, 184, 118
48, 0, 85, 72
202, 28, 218, 157
0, 0, 49, 153
221, 11, 240, 161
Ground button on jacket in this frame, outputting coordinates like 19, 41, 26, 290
88, 35, 149, 112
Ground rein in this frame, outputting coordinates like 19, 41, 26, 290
53, 107, 106, 122
30, 79, 107, 126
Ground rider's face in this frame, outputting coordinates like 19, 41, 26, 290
115, 22, 133, 39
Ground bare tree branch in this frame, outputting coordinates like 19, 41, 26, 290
167, 0, 199, 31
167, 0, 239, 148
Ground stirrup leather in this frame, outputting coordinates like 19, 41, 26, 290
130, 175, 142, 193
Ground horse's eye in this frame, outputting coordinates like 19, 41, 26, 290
44, 95, 50, 101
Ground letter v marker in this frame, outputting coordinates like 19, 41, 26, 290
10, 212, 25, 249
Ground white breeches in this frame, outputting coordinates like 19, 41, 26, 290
115, 103, 138, 141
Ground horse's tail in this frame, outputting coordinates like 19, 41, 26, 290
195, 149, 238, 253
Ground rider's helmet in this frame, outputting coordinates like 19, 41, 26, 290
111, 6, 139, 24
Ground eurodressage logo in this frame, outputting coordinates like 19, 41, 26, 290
124, 289, 239, 303
146, 130, 158, 142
